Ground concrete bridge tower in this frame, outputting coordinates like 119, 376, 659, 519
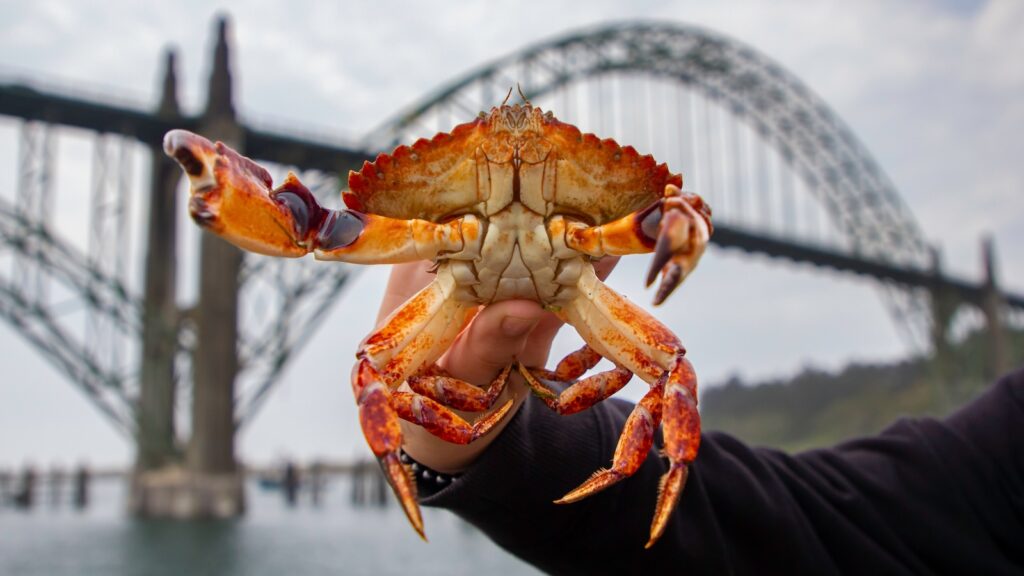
131, 16, 244, 518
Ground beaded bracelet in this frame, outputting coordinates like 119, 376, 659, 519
399, 448, 460, 489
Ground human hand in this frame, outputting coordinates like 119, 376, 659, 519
376, 257, 618, 473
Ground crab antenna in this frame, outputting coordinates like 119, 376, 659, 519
501, 86, 514, 106
516, 83, 531, 105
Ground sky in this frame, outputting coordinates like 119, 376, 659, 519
0, 0, 1021, 469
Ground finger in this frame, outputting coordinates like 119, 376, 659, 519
516, 312, 564, 368
385, 257, 616, 377
476, 258, 618, 370
381, 257, 615, 323
439, 299, 549, 386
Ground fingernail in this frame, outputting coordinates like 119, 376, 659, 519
501, 316, 538, 338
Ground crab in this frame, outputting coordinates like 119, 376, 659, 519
164, 98, 712, 548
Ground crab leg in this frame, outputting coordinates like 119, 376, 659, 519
651, 355, 700, 547
390, 392, 513, 444
552, 264, 700, 548
552, 183, 712, 305
518, 361, 633, 415
554, 381, 663, 502
353, 268, 466, 538
516, 344, 633, 415
164, 130, 481, 263
530, 344, 603, 381
352, 267, 513, 539
407, 363, 513, 413
516, 342, 634, 414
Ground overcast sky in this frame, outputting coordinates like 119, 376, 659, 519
0, 0, 1021, 470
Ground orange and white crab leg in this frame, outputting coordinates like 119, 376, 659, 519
550, 183, 712, 305
405, 363, 513, 413
352, 266, 513, 540
550, 264, 700, 548
163, 130, 481, 263
517, 348, 634, 416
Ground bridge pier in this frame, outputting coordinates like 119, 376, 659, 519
980, 237, 1009, 380
925, 238, 1013, 407
135, 50, 182, 475
927, 248, 957, 407
131, 17, 245, 519
182, 15, 246, 518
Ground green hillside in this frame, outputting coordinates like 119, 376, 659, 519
699, 328, 1024, 452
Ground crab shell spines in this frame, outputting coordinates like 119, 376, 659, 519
345, 105, 681, 225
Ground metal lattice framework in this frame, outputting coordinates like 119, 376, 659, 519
367, 21, 937, 342
370, 21, 930, 266
233, 169, 352, 426
0, 117, 358, 436
0, 190, 140, 431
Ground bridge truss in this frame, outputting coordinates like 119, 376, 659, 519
0, 89, 362, 436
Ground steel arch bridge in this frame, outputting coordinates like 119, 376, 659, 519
375, 22, 928, 266
367, 21, 935, 342
0, 20, 1019, 440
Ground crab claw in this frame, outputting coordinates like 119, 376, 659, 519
644, 186, 712, 306
164, 129, 323, 257
381, 451, 425, 540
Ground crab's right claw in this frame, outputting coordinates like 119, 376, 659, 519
164, 129, 326, 257
644, 185, 713, 305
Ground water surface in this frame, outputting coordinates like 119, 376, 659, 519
0, 477, 540, 575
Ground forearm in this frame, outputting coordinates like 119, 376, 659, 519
420, 395, 692, 573
421, 369, 1024, 575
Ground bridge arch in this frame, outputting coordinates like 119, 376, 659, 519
365, 21, 934, 343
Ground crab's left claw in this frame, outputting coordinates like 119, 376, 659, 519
164, 129, 333, 258
644, 185, 712, 305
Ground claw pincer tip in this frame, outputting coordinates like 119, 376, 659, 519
163, 130, 210, 177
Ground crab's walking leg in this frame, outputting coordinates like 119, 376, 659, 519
352, 268, 513, 539
553, 265, 700, 548
552, 183, 712, 305
554, 381, 663, 501
650, 355, 699, 547
164, 130, 481, 263
530, 344, 602, 381
405, 363, 512, 413
517, 349, 633, 415
390, 392, 513, 444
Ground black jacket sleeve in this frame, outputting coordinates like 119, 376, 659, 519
420, 367, 1024, 575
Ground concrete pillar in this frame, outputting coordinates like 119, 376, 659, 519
131, 16, 244, 519
980, 236, 1009, 380
928, 247, 957, 407
136, 49, 182, 473
183, 15, 245, 517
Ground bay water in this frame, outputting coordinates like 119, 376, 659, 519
0, 476, 540, 575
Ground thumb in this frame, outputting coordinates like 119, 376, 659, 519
439, 299, 547, 386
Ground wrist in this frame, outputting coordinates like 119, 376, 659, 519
400, 448, 459, 496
